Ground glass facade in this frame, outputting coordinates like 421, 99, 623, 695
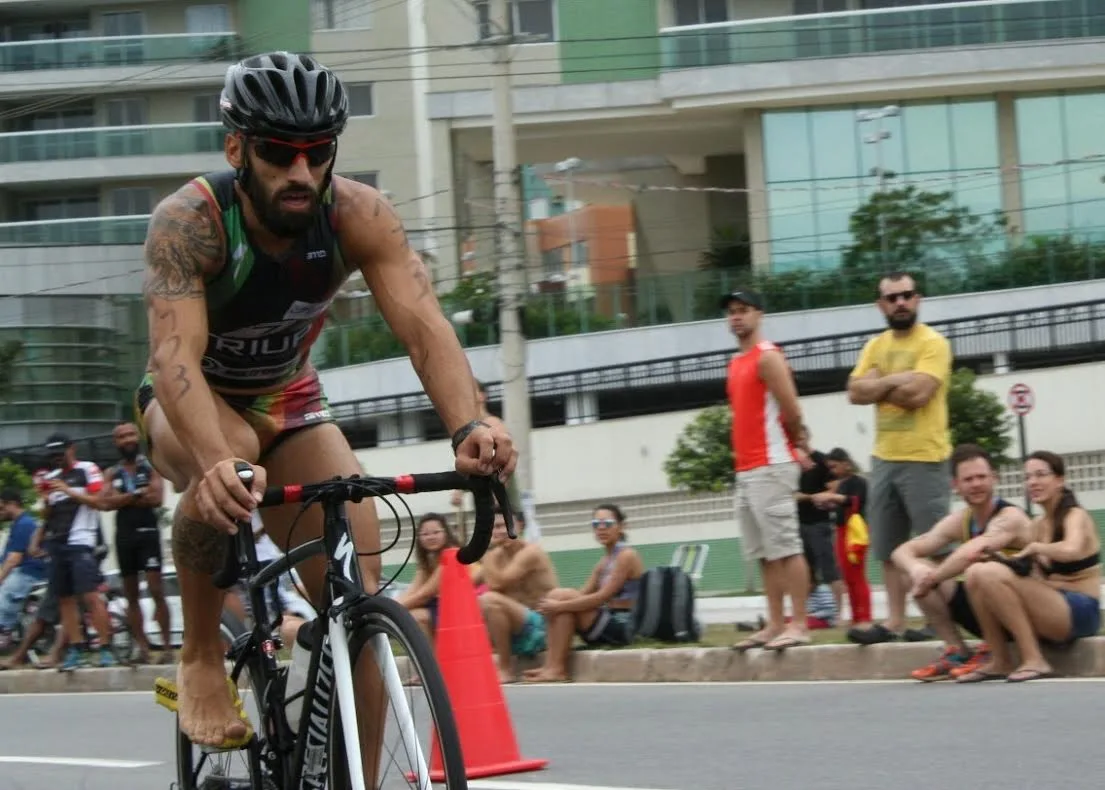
762, 98, 1002, 272
1014, 90, 1105, 240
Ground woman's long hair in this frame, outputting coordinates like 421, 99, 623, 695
413, 513, 460, 576
1027, 450, 1079, 540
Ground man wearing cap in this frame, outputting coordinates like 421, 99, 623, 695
0, 489, 48, 650
722, 290, 816, 652
40, 433, 117, 670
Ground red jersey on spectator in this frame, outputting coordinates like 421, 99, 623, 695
726, 340, 799, 472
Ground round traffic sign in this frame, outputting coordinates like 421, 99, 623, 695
1008, 383, 1034, 416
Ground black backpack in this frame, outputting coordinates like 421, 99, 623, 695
631, 566, 700, 643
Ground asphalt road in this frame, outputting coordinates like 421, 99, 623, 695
0, 680, 1102, 790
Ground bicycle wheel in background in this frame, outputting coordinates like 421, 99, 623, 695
329, 594, 467, 789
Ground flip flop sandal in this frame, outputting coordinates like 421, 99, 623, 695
1006, 668, 1057, 683
955, 669, 1007, 683
731, 637, 770, 653
764, 635, 812, 652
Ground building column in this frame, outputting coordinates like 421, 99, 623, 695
993, 352, 1011, 374
742, 108, 771, 271
995, 93, 1025, 244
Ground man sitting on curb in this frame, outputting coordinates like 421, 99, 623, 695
891, 443, 1033, 682
478, 508, 558, 683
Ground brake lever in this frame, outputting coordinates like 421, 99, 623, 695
488, 476, 517, 539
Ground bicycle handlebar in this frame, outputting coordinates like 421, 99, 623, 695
212, 462, 516, 590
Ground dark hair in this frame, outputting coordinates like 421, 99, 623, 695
877, 270, 918, 297
950, 443, 994, 476
414, 513, 459, 575
0, 488, 22, 505
492, 505, 525, 528
1026, 451, 1079, 539
592, 503, 627, 539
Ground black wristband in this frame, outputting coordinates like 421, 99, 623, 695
451, 419, 490, 453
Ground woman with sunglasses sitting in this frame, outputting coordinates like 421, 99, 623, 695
522, 504, 644, 683
959, 451, 1101, 683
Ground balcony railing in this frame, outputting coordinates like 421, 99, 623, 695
0, 32, 241, 73
659, 0, 1105, 70
0, 215, 149, 246
0, 123, 224, 164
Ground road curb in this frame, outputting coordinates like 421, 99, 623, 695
2, 637, 1104, 693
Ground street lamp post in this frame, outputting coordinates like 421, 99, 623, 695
856, 105, 900, 270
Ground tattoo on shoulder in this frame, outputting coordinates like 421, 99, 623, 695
143, 194, 221, 302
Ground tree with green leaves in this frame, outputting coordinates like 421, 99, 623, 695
663, 405, 734, 493
0, 457, 35, 514
0, 341, 23, 399
841, 185, 1007, 273
947, 367, 1013, 465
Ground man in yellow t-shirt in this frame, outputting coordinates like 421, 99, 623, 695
845, 272, 953, 646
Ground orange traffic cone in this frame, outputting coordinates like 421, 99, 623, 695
425, 547, 549, 781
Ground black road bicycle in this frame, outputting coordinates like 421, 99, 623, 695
156, 462, 516, 789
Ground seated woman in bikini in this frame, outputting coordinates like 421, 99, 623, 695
522, 503, 645, 683
397, 513, 482, 644
958, 450, 1101, 683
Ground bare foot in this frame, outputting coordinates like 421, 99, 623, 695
522, 668, 569, 683
177, 655, 249, 747
498, 669, 515, 684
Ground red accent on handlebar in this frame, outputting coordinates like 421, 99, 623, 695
394, 475, 415, 494
284, 484, 303, 503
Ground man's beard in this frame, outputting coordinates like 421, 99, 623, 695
245, 175, 320, 238
118, 443, 139, 461
886, 310, 917, 330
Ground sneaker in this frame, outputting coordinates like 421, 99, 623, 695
97, 648, 117, 668
59, 647, 82, 673
950, 644, 992, 680
910, 646, 971, 682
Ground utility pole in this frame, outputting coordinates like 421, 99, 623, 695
486, 0, 537, 514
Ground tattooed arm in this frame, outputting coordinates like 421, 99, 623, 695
143, 186, 233, 473
336, 177, 483, 435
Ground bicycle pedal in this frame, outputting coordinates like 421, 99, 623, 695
154, 677, 178, 712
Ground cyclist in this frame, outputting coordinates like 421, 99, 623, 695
135, 50, 516, 767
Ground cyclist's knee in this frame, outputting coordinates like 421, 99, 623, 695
145, 399, 261, 489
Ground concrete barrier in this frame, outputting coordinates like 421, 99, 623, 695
2, 637, 1104, 694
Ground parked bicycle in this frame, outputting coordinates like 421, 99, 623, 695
156, 463, 516, 789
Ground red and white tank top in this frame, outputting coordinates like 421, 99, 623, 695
726, 341, 798, 472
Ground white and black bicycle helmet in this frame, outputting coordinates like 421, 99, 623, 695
219, 51, 349, 140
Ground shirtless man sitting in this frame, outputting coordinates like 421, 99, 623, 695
891, 443, 1033, 682
479, 508, 558, 683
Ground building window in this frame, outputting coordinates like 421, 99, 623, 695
761, 98, 1002, 273
349, 172, 379, 189
1015, 90, 1105, 237
672, 0, 727, 26
541, 247, 564, 278
193, 94, 220, 123
347, 84, 374, 116
793, 0, 847, 13
311, 0, 371, 30
185, 4, 231, 32
19, 195, 100, 222
475, 0, 555, 41
105, 97, 148, 126
109, 187, 153, 216
101, 11, 145, 36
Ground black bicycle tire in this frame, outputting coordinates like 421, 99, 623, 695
329, 594, 467, 790
174, 612, 269, 790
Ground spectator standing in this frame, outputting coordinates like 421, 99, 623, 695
819, 448, 871, 627
99, 422, 172, 664
40, 433, 117, 670
846, 272, 952, 645
720, 290, 815, 653
0, 490, 49, 649
794, 426, 843, 626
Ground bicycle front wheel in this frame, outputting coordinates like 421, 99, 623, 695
329, 594, 466, 789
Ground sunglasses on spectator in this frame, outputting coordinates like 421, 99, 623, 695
592, 518, 618, 529
881, 290, 916, 304
252, 136, 336, 168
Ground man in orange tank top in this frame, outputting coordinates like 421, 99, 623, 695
722, 291, 816, 652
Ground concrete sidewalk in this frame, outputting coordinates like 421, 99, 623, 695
696, 590, 923, 625
2, 637, 1104, 693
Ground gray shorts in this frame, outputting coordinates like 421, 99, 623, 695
868, 458, 950, 562
735, 462, 802, 562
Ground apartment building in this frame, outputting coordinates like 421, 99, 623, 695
2, 0, 1105, 446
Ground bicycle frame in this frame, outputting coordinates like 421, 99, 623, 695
214, 470, 514, 790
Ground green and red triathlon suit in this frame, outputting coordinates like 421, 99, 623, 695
135, 169, 352, 458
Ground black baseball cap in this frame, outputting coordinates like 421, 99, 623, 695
719, 290, 765, 311
44, 432, 73, 451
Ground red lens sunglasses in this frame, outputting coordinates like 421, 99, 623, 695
250, 136, 336, 168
